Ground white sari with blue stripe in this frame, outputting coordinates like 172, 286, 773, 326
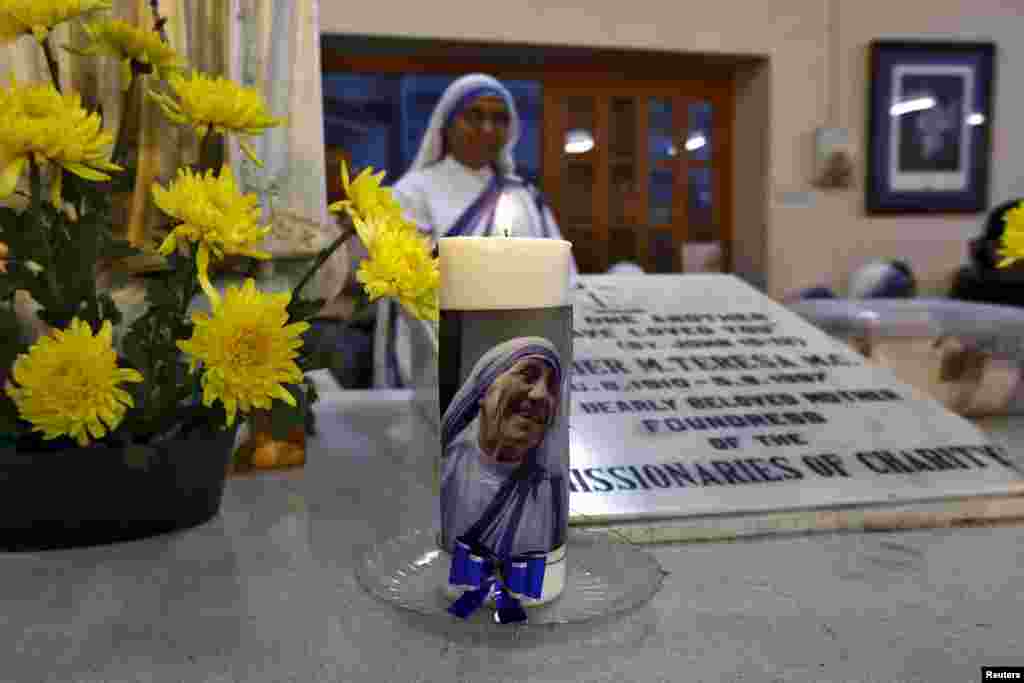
372, 74, 577, 389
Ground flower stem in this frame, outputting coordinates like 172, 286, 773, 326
149, 0, 169, 42
28, 161, 40, 217
143, 252, 199, 430
41, 37, 62, 93
29, 162, 60, 310
198, 128, 219, 175
110, 73, 140, 166
167, 255, 200, 418
291, 218, 356, 302
178, 255, 199, 321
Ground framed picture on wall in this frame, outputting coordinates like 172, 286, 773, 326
866, 40, 996, 214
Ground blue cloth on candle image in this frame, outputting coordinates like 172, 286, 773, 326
447, 539, 546, 623
372, 74, 577, 389
440, 337, 568, 560
441, 428, 565, 557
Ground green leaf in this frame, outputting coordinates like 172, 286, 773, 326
268, 384, 307, 440
37, 307, 75, 330
298, 353, 333, 373
296, 323, 334, 373
286, 296, 326, 323
0, 261, 38, 295
120, 313, 160, 396
120, 324, 146, 366
347, 296, 377, 331
0, 307, 25, 434
109, 167, 137, 194
0, 305, 28, 361
96, 292, 123, 327
143, 272, 180, 310
0, 209, 47, 265
303, 376, 319, 405
0, 206, 22, 232
3, 266, 56, 315
123, 444, 156, 471
0, 397, 21, 437
53, 210, 98, 308
302, 376, 320, 436
63, 162, 113, 182
59, 172, 92, 212
0, 274, 17, 301
99, 237, 144, 261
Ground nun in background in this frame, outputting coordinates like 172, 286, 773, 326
440, 337, 568, 559
374, 73, 578, 389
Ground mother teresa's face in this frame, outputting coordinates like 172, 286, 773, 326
478, 357, 559, 462
446, 95, 510, 170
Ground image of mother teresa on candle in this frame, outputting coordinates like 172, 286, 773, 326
440, 336, 568, 562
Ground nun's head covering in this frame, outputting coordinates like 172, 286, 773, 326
441, 336, 564, 470
406, 73, 521, 177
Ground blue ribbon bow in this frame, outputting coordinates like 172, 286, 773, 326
447, 538, 546, 623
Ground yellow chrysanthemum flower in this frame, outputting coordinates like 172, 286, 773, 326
327, 160, 404, 223
348, 211, 419, 255
5, 318, 143, 447
71, 19, 183, 90
152, 165, 271, 302
0, 75, 122, 206
177, 278, 309, 428
357, 225, 439, 321
997, 202, 1024, 268
149, 71, 284, 166
0, 0, 110, 45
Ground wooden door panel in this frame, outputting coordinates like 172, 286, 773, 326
541, 81, 731, 275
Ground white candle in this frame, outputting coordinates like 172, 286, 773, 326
438, 235, 573, 608
439, 237, 572, 310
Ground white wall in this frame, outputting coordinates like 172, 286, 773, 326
321, 0, 1023, 298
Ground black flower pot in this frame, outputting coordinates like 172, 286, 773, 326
0, 423, 238, 552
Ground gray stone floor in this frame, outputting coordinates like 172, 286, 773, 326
1, 381, 1021, 683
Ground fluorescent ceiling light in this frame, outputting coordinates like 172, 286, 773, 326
889, 97, 936, 116
564, 129, 595, 154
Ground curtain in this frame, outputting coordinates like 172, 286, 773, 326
228, 0, 349, 310
0, 0, 348, 309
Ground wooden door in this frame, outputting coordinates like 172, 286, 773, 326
543, 80, 732, 274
